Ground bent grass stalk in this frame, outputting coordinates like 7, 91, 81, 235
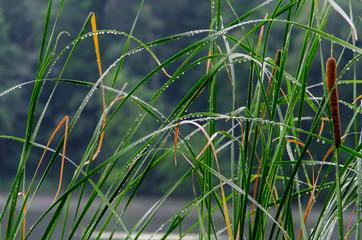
352, 94, 362, 104
26, 116, 68, 204
90, 13, 106, 161
12, 116, 68, 237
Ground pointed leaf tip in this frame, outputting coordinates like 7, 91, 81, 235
328, 0, 358, 41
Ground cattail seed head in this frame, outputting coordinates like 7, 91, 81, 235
326, 57, 341, 148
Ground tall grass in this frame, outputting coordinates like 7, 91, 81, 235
1, 0, 362, 239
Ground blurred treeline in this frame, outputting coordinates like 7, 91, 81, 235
0, 0, 361, 196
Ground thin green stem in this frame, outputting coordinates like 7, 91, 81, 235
335, 147, 344, 240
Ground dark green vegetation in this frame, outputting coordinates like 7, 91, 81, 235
1, 0, 362, 239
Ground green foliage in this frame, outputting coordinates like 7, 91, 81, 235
1, 0, 362, 239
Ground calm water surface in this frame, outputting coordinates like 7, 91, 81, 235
0, 195, 355, 239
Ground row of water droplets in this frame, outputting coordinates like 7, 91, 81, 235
337, 53, 362, 80
306, 82, 324, 90
0, 80, 37, 97
313, 96, 362, 111
45, 30, 142, 78
224, 17, 362, 55
102, 86, 169, 124
101, 113, 248, 158
46, 28, 213, 79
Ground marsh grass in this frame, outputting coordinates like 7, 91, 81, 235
1, 0, 362, 239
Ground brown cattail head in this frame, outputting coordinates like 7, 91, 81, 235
326, 57, 341, 148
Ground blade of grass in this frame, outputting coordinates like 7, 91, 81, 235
90, 13, 106, 161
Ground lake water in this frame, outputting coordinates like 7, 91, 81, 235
1, 195, 229, 239
0, 195, 357, 239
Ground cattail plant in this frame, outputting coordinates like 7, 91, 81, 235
326, 57, 341, 148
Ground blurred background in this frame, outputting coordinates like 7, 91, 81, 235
0, 0, 361, 196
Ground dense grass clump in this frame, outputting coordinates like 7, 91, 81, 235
1, 0, 362, 239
